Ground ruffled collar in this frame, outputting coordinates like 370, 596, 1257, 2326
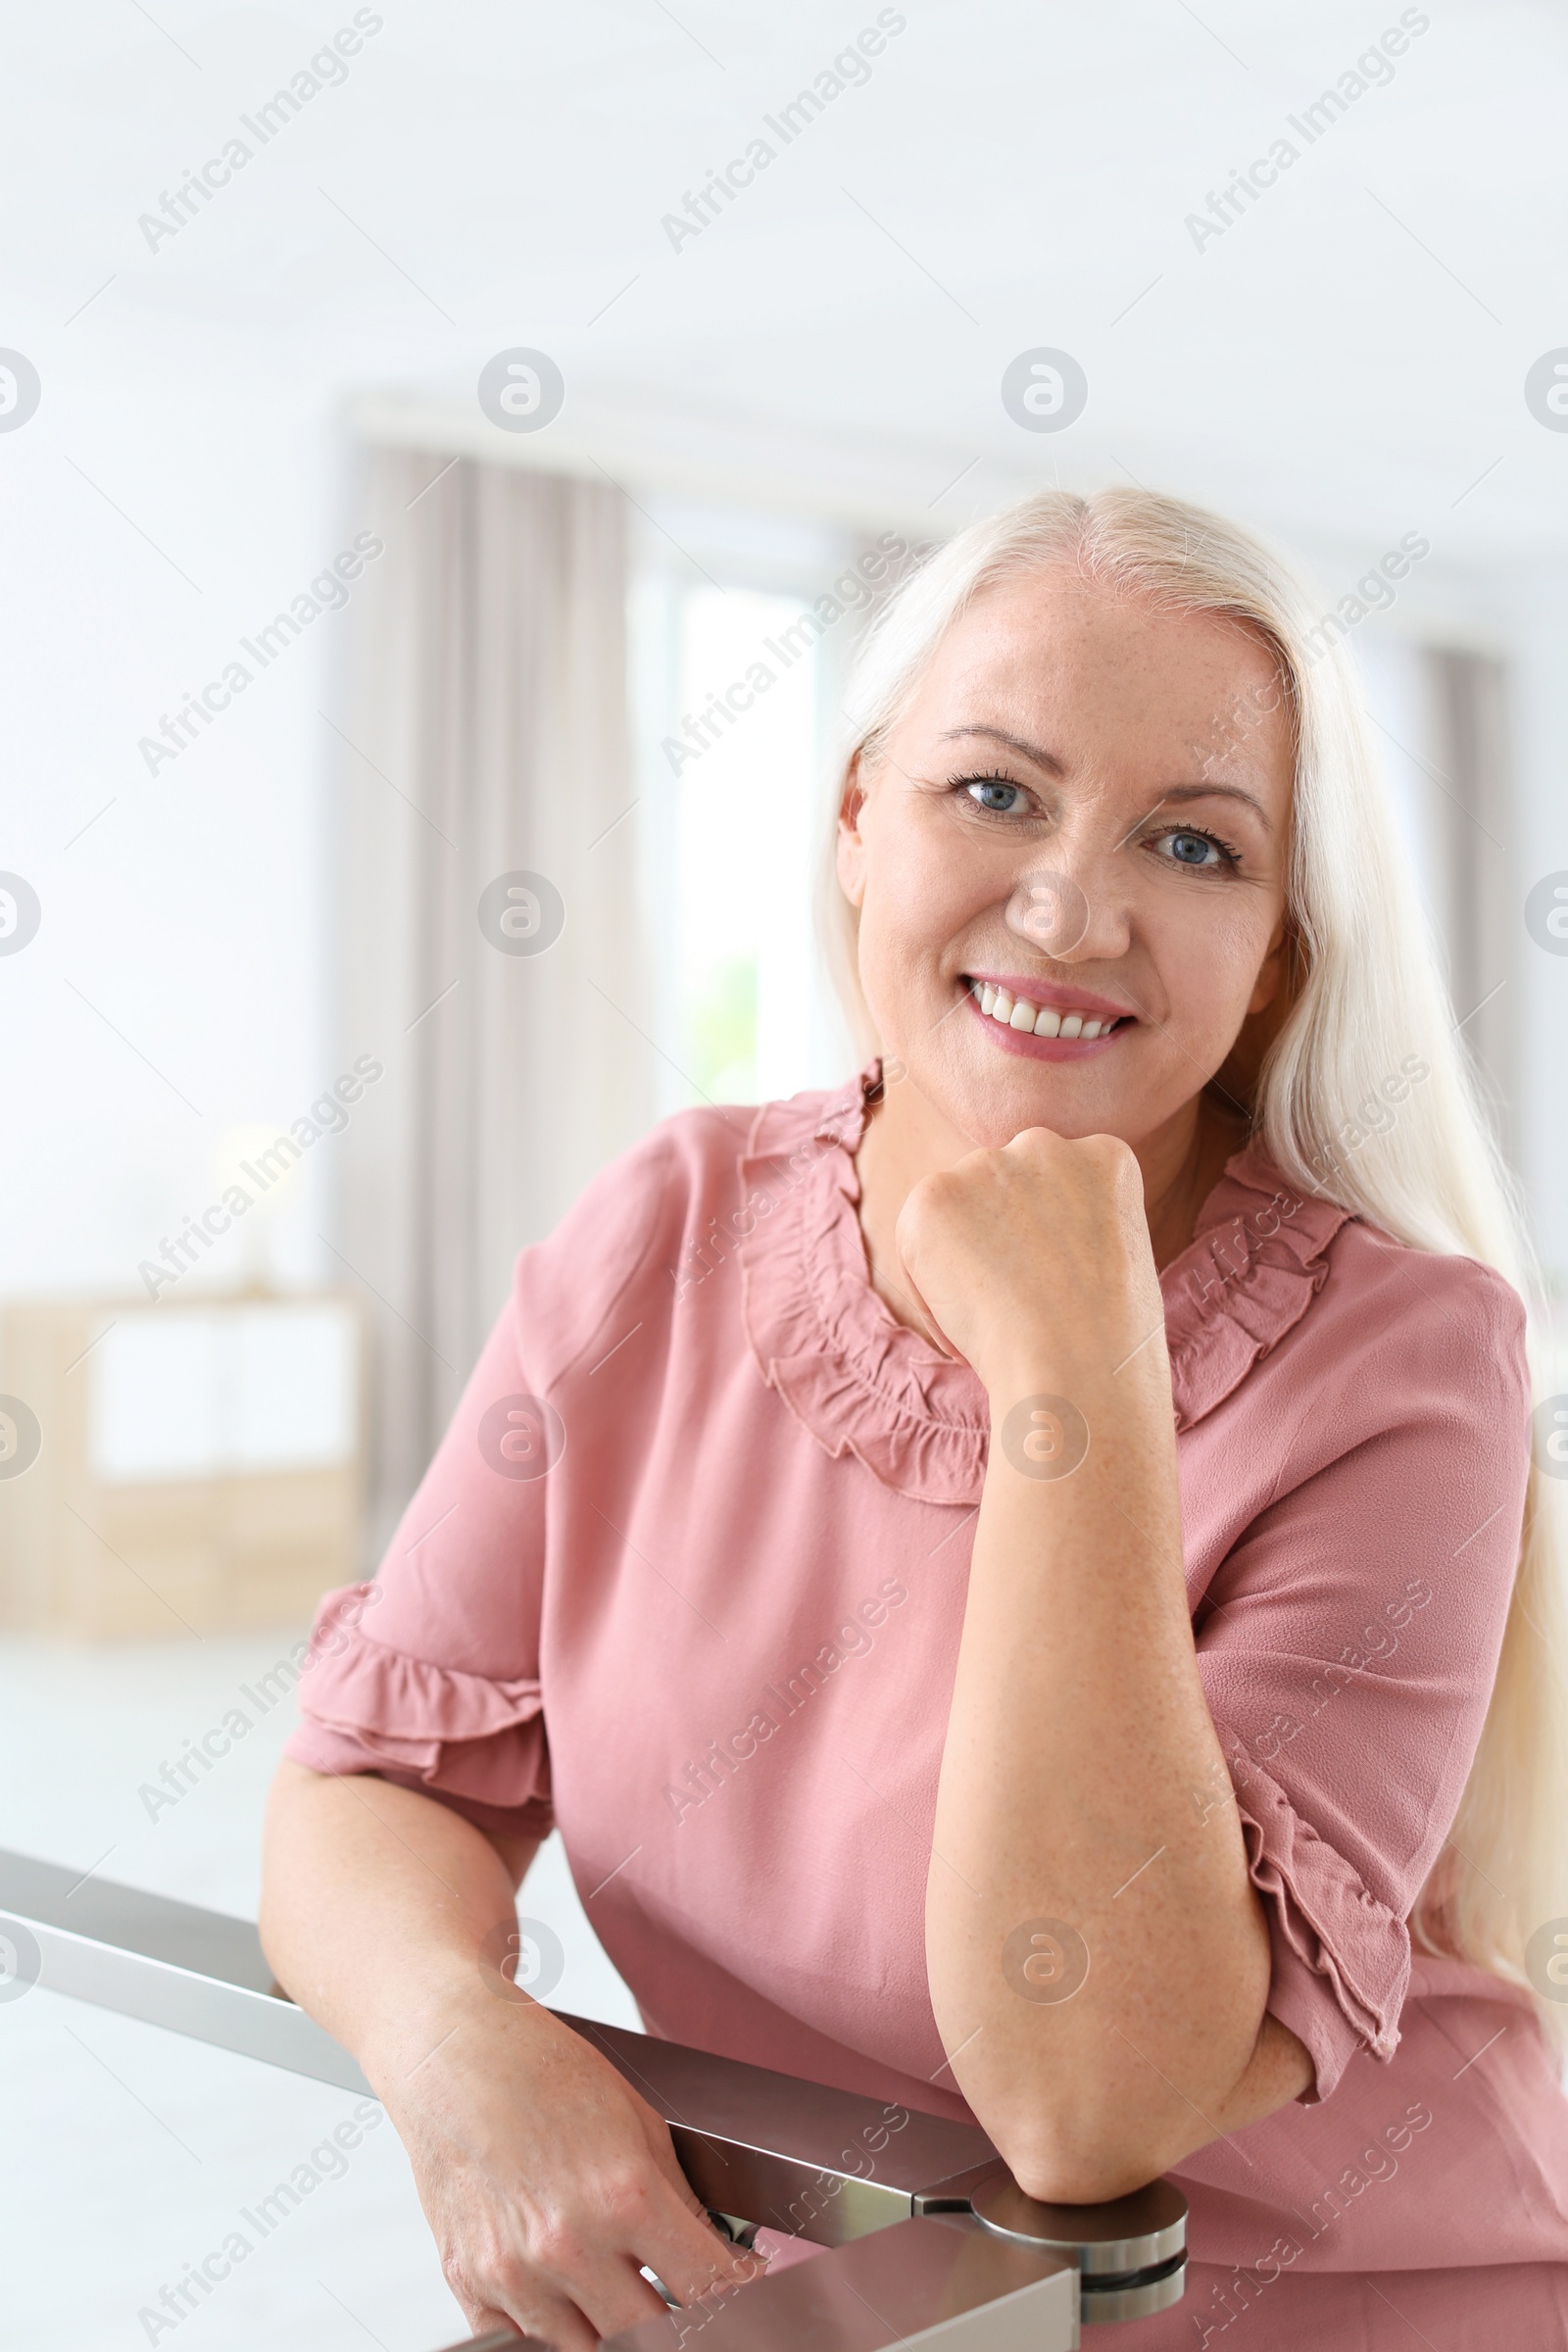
736, 1060, 1351, 1506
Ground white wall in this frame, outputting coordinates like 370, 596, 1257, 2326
4, 1, 1566, 1307
0, 318, 344, 1301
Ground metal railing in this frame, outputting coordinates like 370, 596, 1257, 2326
1, 1845, 1186, 2349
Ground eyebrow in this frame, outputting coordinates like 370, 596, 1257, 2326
938, 724, 1064, 775
939, 726, 1273, 834
1146, 781, 1274, 833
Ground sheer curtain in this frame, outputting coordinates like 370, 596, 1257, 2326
327, 450, 653, 1554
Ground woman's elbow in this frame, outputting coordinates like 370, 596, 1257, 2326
998, 2127, 1171, 2208
975, 2078, 1197, 2205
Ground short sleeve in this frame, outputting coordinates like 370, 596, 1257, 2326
282, 1112, 716, 1841
283, 1294, 557, 1839
1192, 1246, 1530, 2103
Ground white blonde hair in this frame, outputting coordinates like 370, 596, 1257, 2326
816, 486, 1568, 2036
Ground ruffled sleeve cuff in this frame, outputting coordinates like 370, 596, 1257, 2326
1216, 1721, 1410, 2103
282, 1582, 555, 1839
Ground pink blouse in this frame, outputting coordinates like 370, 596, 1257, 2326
286, 1064, 1568, 2343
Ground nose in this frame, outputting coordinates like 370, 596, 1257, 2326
1006, 869, 1089, 957
1003, 845, 1132, 966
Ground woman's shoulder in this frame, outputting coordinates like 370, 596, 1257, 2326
546, 1075, 858, 1245
1319, 1213, 1530, 1464
507, 1079, 860, 1384
1166, 1138, 1529, 1437
1263, 1144, 1527, 1376
1326, 1203, 1527, 1352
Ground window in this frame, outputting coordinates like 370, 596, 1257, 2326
630, 502, 868, 1117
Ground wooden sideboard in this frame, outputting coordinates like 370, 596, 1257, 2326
0, 1292, 365, 1639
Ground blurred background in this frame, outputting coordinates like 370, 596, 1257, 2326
2, 2, 1567, 2344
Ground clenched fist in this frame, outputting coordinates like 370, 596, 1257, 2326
894, 1128, 1165, 1404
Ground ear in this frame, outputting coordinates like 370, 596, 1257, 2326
835, 753, 870, 909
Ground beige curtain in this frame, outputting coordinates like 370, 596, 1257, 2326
327, 451, 653, 1556
1422, 649, 1515, 1167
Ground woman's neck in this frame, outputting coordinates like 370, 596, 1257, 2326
852, 1064, 1244, 1346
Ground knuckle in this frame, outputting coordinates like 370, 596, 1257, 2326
442, 2218, 519, 2303
1083, 1131, 1137, 1183
1009, 1128, 1061, 1179
488, 2248, 539, 2299
599, 2161, 656, 2227
439, 2246, 481, 2308
528, 2210, 589, 2275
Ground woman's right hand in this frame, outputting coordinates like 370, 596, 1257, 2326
371, 1976, 765, 2349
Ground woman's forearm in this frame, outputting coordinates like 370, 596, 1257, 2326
261, 1764, 763, 2343
260, 1760, 538, 2085
926, 1338, 1286, 2199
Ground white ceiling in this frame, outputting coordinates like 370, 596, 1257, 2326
6, 0, 1568, 568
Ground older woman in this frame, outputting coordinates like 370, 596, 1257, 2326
260, 489, 1568, 2349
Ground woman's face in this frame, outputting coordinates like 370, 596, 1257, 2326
837, 565, 1295, 1153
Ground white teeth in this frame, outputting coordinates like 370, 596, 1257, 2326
973, 981, 1119, 1041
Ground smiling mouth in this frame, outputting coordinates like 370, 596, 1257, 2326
963, 978, 1132, 1042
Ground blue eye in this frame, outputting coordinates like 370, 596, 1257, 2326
1155, 828, 1235, 871
963, 777, 1026, 814
1170, 831, 1215, 864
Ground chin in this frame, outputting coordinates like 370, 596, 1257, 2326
919, 1053, 1120, 1152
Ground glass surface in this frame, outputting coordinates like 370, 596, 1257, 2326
0, 1631, 639, 2352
